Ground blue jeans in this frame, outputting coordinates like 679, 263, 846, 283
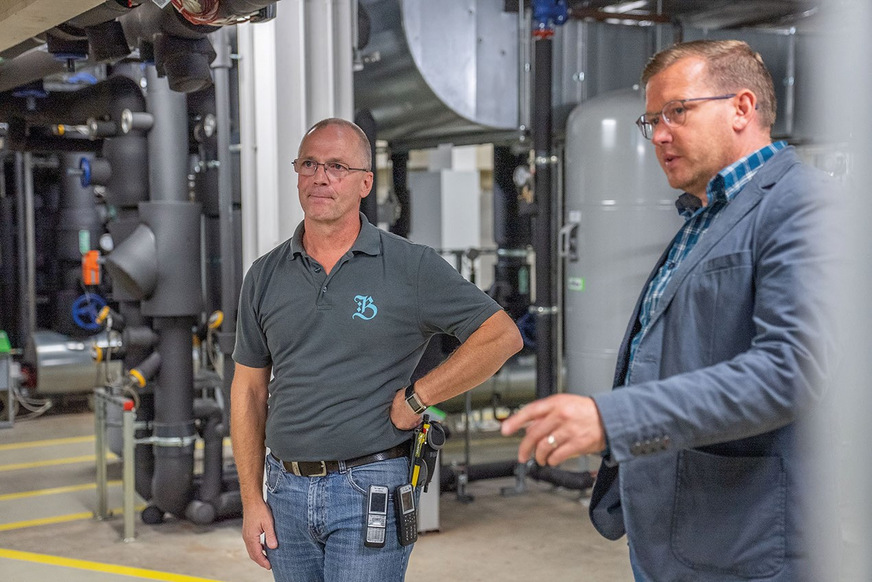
264, 453, 414, 582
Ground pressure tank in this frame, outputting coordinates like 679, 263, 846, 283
563, 87, 682, 398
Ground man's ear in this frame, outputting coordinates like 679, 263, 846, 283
732, 89, 757, 132
360, 172, 374, 199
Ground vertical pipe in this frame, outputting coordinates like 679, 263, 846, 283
15, 153, 36, 348
305, 0, 335, 122
390, 151, 410, 238
334, 0, 355, 121
518, 3, 532, 135
211, 27, 238, 437
212, 29, 237, 326
532, 36, 556, 399
122, 403, 136, 542
94, 390, 108, 519
150, 316, 195, 518
783, 29, 796, 138
354, 109, 378, 224
146, 68, 189, 202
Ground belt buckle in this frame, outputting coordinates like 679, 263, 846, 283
291, 461, 327, 477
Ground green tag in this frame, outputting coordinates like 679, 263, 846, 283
78, 230, 90, 255
0, 331, 10, 354
568, 277, 585, 292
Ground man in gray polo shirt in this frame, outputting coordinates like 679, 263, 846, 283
231, 118, 523, 582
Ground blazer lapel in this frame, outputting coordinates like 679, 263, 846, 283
642, 149, 799, 334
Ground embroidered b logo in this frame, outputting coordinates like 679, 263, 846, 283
353, 295, 378, 320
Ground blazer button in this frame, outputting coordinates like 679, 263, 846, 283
642, 439, 653, 454
630, 443, 642, 456
662, 435, 671, 449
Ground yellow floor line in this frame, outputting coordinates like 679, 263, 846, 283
0, 480, 121, 501
0, 510, 99, 531
0, 505, 145, 531
0, 436, 232, 452
0, 547, 227, 581
0, 453, 119, 472
0, 435, 94, 451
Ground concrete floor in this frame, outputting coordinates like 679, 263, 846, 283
0, 403, 633, 582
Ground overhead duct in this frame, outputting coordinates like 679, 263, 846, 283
355, 0, 520, 150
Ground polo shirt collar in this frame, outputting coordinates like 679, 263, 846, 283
289, 212, 381, 259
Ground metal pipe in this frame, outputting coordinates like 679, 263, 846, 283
532, 34, 557, 399
15, 153, 36, 348
305, 1, 335, 122
334, 0, 355, 120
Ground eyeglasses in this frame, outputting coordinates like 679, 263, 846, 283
292, 159, 370, 179
635, 94, 736, 140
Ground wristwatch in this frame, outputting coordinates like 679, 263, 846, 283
404, 383, 427, 414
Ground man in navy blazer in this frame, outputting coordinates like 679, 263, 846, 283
503, 40, 836, 581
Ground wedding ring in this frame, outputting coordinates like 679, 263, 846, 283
547, 434, 558, 448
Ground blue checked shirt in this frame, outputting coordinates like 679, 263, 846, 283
625, 141, 786, 385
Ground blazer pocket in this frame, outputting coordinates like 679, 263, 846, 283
670, 449, 786, 578
698, 250, 752, 274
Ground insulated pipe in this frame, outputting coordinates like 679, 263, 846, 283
185, 397, 223, 524
528, 464, 595, 490
389, 151, 410, 238
354, 109, 378, 224
532, 34, 557, 399
15, 153, 36, 350
210, 28, 237, 437
440, 460, 517, 491
150, 317, 196, 519
0, 75, 146, 125
145, 68, 189, 202
492, 146, 531, 321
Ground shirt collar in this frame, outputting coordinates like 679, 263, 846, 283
675, 140, 786, 219
290, 212, 381, 258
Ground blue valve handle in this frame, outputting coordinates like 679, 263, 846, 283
71, 293, 107, 331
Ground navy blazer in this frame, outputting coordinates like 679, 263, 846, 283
589, 147, 837, 581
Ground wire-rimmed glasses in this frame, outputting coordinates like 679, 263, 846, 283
292, 159, 370, 179
635, 94, 736, 140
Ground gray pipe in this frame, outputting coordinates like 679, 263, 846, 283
145, 68, 189, 203
0, 75, 146, 125
150, 317, 196, 519
209, 29, 238, 439
15, 153, 36, 348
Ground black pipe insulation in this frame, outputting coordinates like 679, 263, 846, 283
528, 464, 595, 491
210, 28, 238, 441
149, 317, 196, 519
491, 146, 532, 320
186, 398, 223, 525
532, 35, 557, 399
440, 460, 518, 491
354, 109, 379, 225
389, 151, 410, 238
0, 75, 146, 126
440, 460, 594, 492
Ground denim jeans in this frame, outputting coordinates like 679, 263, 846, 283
264, 453, 414, 582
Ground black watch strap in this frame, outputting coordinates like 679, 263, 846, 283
405, 383, 427, 414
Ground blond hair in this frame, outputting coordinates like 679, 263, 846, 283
642, 40, 777, 131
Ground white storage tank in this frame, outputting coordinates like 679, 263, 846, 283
563, 87, 682, 398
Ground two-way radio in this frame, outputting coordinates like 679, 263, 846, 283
394, 483, 418, 546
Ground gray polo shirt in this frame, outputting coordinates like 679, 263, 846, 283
233, 214, 502, 461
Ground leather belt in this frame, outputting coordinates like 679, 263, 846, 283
272, 441, 410, 477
